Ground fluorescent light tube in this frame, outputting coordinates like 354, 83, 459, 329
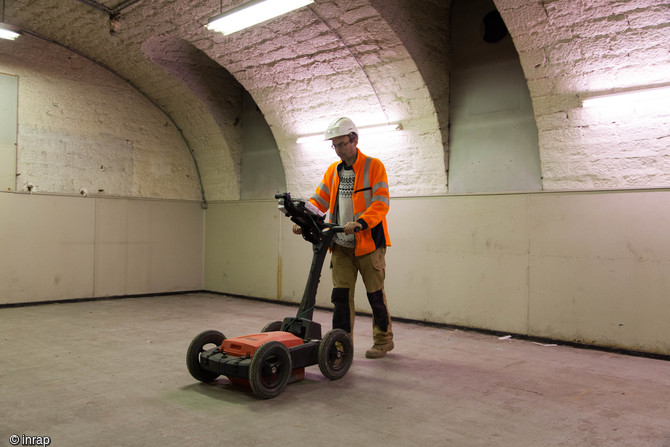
297, 123, 402, 144
359, 123, 402, 135
206, 0, 314, 36
0, 23, 20, 40
296, 134, 327, 144
582, 86, 670, 109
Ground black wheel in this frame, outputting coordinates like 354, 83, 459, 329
186, 329, 225, 382
261, 320, 283, 332
318, 329, 353, 380
249, 341, 292, 399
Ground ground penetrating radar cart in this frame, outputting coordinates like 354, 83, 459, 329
186, 193, 354, 399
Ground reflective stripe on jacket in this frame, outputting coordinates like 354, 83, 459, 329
310, 148, 391, 256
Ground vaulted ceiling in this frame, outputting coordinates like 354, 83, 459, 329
3, 0, 668, 200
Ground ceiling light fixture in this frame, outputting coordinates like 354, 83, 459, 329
206, 0, 314, 36
582, 85, 670, 109
0, 23, 19, 40
0, 0, 19, 40
296, 123, 403, 144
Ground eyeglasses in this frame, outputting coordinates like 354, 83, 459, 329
331, 141, 350, 150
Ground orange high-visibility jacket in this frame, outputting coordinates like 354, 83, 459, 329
310, 148, 391, 256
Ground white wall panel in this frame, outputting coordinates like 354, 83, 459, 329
0, 194, 203, 305
94, 199, 204, 297
386, 196, 530, 333
528, 191, 670, 354
204, 201, 279, 299
0, 194, 95, 303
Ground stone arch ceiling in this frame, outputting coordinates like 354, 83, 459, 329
141, 35, 244, 199
494, 0, 669, 189
495, 0, 669, 98
7, 0, 446, 199
6, 0, 670, 198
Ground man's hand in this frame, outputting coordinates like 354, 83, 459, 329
343, 221, 362, 235
292, 224, 302, 235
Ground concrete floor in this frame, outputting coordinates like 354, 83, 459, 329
1, 293, 669, 447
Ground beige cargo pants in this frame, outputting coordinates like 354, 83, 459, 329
330, 244, 393, 345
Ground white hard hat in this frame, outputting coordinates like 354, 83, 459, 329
324, 117, 358, 140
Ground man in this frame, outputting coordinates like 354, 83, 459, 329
293, 117, 394, 358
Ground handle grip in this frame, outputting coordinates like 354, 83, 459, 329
325, 223, 361, 233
